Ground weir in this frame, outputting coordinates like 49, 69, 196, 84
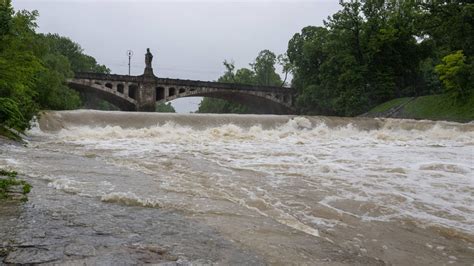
38, 110, 474, 133
67, 49, 296, 114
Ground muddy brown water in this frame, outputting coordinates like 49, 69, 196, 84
1, 110, 473, 265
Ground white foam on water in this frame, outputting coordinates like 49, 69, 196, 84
21, 115, 474, 236
101, 192, 161, 208
48, 178, 84, 194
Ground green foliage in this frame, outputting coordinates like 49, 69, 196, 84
251, 50, 283, 86
155, 102, 176, 113
38, 33, 110, 73
35, 33, 110, 110
198, 97, 250, 114
198, 50, 284, 114
288, 0, 473, 117
198, 60, 250, 114
0, 2, 109, 138
0, 169, 31, 201
435, 51, 473, 100
277, 53, 293, 87
403, 93, 474, 122
419, 1, 473, 57
0, 0, 13, 36
0, 169, 17, 178
34, 52, 81, 110
0, 5, 43, 127
0, 98, 27, 132
368, 93, 474, 122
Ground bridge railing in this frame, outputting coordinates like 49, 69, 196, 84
155, 78, 294, 93
74, 72, 143, 82
73, 72, 295, 94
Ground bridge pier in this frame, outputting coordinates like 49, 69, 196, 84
136, 78, 157, 112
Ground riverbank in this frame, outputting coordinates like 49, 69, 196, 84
364, 93, 474, 122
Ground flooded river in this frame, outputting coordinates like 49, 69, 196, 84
1, 110, 473, 265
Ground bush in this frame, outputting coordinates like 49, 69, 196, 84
0, 169, 32, 201
0, 97, 28, 138
435, 51, 473, 101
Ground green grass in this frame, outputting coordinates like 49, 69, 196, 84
368, 93, 474, 122
403, 94, 474, 122
368, 97, 412, 114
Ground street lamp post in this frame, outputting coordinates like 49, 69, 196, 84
126, 50, 133, 75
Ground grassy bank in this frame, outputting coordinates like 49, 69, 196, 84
367, 94, 474, 122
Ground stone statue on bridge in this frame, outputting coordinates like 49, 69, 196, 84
145, 48, 153, 68
144, 48, 154, 76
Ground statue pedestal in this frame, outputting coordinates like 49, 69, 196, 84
144, 67, 154, 77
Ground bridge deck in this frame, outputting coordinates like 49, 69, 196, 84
74, 72, 294, 93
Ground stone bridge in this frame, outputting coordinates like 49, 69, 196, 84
67, 49, 296, 114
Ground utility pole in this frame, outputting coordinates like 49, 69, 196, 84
126, 50, 133, 75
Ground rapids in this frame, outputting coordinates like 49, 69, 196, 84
1, 110, 473, 265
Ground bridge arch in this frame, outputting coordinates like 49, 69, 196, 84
68, 80, 138, 111
157, 86, 294, 114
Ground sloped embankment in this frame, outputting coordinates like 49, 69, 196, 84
364, 94, 474, 122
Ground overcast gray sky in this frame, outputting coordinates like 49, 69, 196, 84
14, 0, 340, 112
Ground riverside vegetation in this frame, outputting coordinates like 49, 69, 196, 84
198, 1, 473, 120
0, 0, 108, 140
0, 169, 31, 201
1, 0, 473, 141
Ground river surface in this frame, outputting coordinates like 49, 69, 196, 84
1, 110, 473, 265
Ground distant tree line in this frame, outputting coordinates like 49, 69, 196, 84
197, 50, 284, 113
288, 0, 473, 116
200, 0, 473, 115
0, 0, 109, 138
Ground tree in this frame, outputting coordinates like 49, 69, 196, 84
0, 2, 110, 138
420, 1, 474, 100
287, 0, 431, 116
277, 53, 293, 87
198, 50, 283, 114
34, 53, 81, 110
0, 0, 13, 37
251, 50, 282, 86
39, 33, 110, 73
435, 50, 473, 101
155, 102, 176, 113
419, 1, 473, 57
0, 4, 42, 130
35, 34, 110, 110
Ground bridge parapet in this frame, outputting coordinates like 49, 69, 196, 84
74, 73, 294, 93
155, 78, 294, 94
74, 72, 143, 82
